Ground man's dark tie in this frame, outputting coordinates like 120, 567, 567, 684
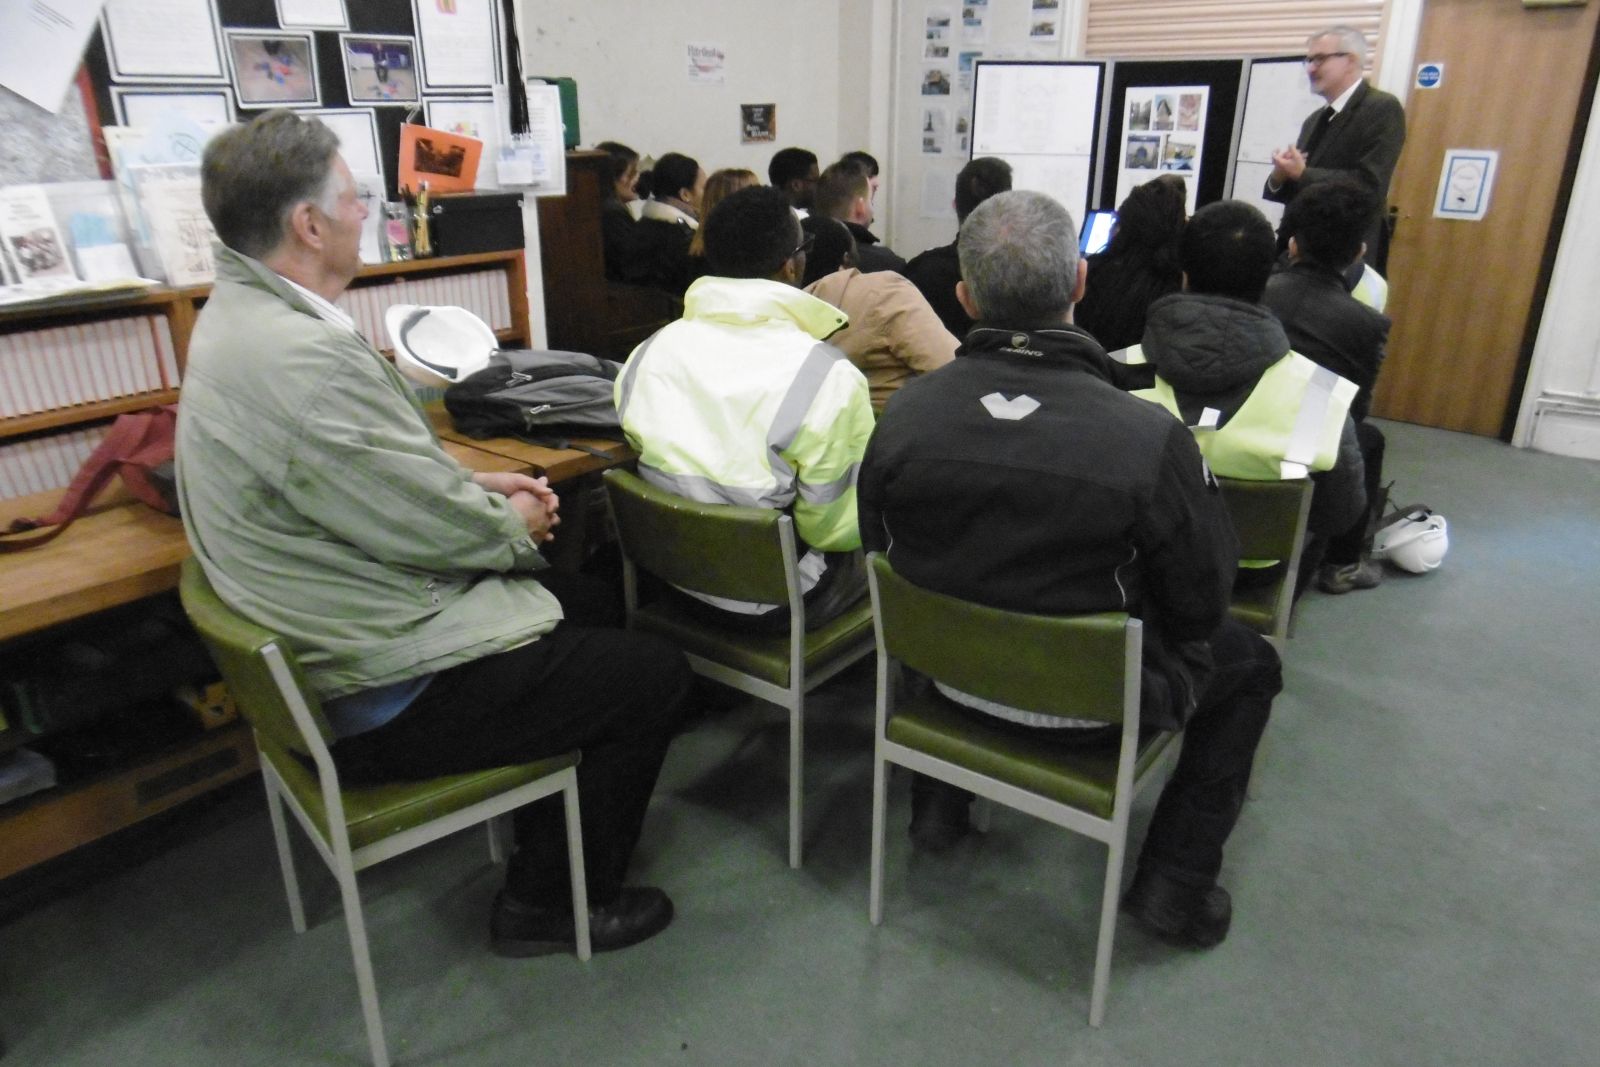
1303, 106, 1335, 157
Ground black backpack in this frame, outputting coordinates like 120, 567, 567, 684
443, 348, 624, 451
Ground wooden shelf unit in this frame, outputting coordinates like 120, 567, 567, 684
0, 249, 532, 881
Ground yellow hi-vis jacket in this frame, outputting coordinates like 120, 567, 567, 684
1132, 350, 1357, 481
615, 276, 873, 555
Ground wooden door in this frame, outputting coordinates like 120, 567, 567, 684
1376, 0, 1599, 436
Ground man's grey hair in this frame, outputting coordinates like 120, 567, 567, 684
957, 190, 1079, 327
201, 109, 343, 260
1309, 25, 1369, 66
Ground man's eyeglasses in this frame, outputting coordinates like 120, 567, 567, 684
1305, 52, 1352, 67
787, 233, 815, 261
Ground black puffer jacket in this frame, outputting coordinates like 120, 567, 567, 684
1138, 292, 1366, 535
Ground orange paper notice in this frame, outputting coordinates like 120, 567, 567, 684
398, 124, 483, 194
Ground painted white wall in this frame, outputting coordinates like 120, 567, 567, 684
520, 0, 851, 178
1514, 87, 1600, 460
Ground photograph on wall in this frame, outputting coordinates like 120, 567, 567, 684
112, 87, 233, 128
1151, 94, 1175, 131
101, 0, 226, 83
1127, 98, 1151, 131
226, 32, 318, 108
1029, 19, 1060, 42
926, 12, 951, 41
1125, 135, 1161, 170
922, 66, 953, 96
426, 97, 504, 186
962, 13, 987, 44
926, 39, 951, 60
340, 35, 419, 106
1177, 93, 1203, 131
1161, 137, 1198, 172
276, 0, 348, 31
740, 103, 777, 144
922, 107, 948, 155
957, 50, 983, 93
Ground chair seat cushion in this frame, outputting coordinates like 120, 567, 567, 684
630, 597, 874, 688
886, 694, 1174, 820
262, 736, 580, 852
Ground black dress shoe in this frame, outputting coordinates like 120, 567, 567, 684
490, 886, 674, 958
1121, 869, 1232, 949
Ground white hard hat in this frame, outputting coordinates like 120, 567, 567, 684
1372, 507, 1449, 573
385, 305, 498, 388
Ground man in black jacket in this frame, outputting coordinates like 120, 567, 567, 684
859, 190, 1282, 949
1264, 178, 1391, 593
1263, 26, 1406, 272
814, 162, 907, 275
904, 156, 1013, 338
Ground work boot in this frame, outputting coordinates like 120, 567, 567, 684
1122, 868, 1232, 949
1317, 557, 1384, 594
491, 886, 674, 957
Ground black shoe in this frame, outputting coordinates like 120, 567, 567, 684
490, 886, 674, 957
908, 775, 974, 853
1122, 869, 1232, 949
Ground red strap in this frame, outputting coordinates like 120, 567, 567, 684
2, 406, 177, 549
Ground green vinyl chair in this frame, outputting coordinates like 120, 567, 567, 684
179, 558, 590, 1067
1218, 476, 1314, 649
603, 468, 874, 868
865, 553, 1180, 1027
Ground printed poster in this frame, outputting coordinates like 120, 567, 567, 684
687, 42, 726, 86
1116, 85, 1208, 213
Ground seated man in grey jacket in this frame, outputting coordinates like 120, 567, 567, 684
178, 110, 690, 956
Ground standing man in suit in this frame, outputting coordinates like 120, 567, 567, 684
1264, 26, 1406, 273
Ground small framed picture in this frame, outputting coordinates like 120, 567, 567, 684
340, 34, 420, 106
112, 86, 235, 128
227, 31, 321, 108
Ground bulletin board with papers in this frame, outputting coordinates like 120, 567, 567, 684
969, 60, 1107, 225
1099, 59, 1247, 216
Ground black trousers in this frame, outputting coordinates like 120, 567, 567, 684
332, 576, 692, 909
1324, 420, 1387, 566
930, 615, 1279, 889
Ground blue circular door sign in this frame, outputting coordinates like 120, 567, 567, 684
1416, 63, 1443, 89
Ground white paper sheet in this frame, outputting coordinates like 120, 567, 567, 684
972, 63, 1099, 156
1434, 149, 1499, 221
502, 83, 566, 197
101, 0, 225, 81
112, 87, 232, 128
295, 108, 382, 182
426, 97, 503, 189
413, 0, 495, 91
132, 164, 215, 286
1237, 59, 1322, 165
1006, 154, 1093, 225
0, 0, 104, 113
276, 0, 347, 30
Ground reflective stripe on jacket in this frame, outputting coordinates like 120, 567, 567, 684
1134, 351, 1356, 481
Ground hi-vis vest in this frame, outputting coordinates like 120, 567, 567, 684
1351, 263, 1389, 313
1131, 351, 1357, 481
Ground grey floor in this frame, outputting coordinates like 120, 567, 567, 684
2, 420, 1598, 1066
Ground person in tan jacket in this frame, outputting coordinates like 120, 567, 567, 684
801, 216, 958, 412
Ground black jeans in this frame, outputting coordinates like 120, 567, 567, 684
332, 575, 692, 909
1324, 420, 1387, 566
1137, 616, 1280, 887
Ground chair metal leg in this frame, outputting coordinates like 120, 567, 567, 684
333, 864, 389, 1067
562, 779, 592, 961
788, 697, 804, 869
262, 771, 307, 934
868, 750, 888, 925
486, 816, 506, 865
1089, 835, 1128, 1028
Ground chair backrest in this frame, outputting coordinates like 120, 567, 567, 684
867, 553, 1139, 726
603, 468, 795, 605
178, 557, 333, 756
1216, 477, 1313, 562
